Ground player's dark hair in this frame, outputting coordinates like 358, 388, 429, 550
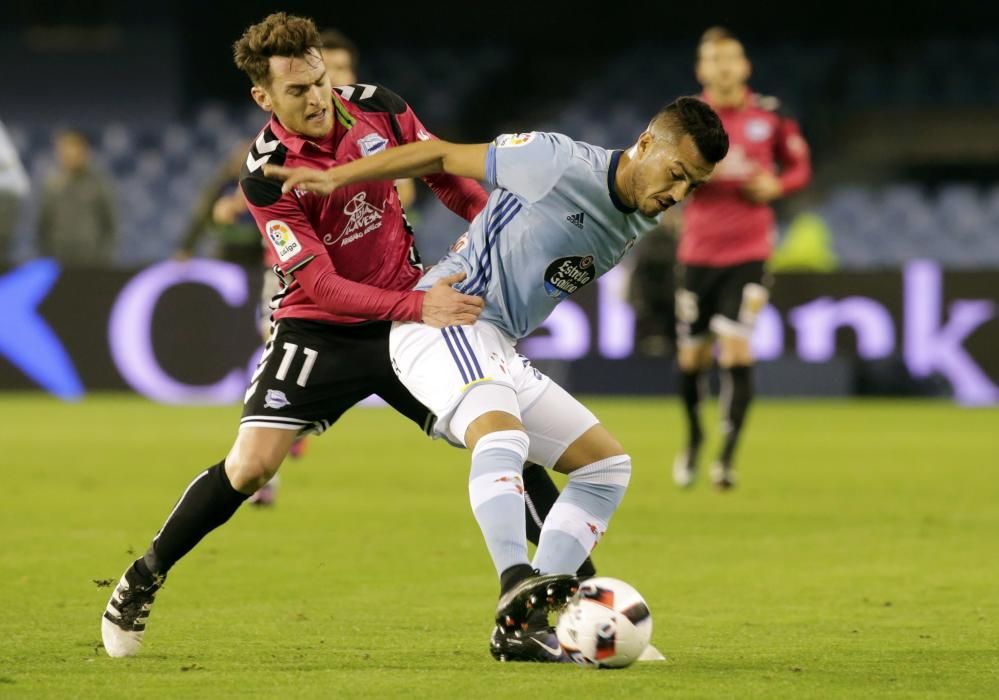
233, 12, 323, 86
655, 97, 729, 164
319, 28, 360, 70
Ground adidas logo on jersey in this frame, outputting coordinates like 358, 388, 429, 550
566, 212, 585, 229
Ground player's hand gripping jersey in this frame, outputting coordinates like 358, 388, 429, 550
679, 91, 810, 267
240, 84, 487, 325
416, 132, 659, 339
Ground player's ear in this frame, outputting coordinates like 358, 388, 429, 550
636, 131, 654, 158
251, 85, 273, 113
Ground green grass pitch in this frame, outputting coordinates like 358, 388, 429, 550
0, 394, 996, 698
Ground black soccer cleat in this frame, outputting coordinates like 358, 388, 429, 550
495, 573, 578, 632
490, 609, 568, 662
101, 562, 165, 657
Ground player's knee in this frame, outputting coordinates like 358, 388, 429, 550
678, 344, 707, 373
718, 336, 753, 367
450, 382, 523, 450
471, 428, 530, 461
224, 451, 282, 493
556, 424, 625, 474
567, 454, 633, 505
464, 411, 526, 452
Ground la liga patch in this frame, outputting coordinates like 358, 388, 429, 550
495, 132, 536, 148
266, 220, 301, 262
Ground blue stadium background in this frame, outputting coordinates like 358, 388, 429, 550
4, 1, 999, 267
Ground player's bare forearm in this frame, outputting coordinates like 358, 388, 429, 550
265, 142, 489, 195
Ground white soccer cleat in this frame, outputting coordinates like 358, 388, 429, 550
638, 643, 667, 662
710, 461, 737, 490
101, 566, 163, 657
672, 453, 697, 488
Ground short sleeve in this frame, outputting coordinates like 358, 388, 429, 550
485, 131, 572, 203
241, 178, 324, 275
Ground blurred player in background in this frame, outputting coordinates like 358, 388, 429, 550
100, 12, 590, 658
37, 130, 118, 266
673, 27, 811, 490
0, 118, 30, 265
175, 141, 259, 270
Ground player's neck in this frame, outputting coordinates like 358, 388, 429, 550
614, 150, 637, 209
705, 85, 747, 109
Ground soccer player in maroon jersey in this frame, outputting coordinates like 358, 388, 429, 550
673, 27, 811, 489
100, 12, 589, 658
246, 27, 411, 504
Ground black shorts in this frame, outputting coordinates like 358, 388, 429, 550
675, 261, 770, 342
241, 318, 433, 436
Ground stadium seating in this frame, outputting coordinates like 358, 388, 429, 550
6, 40, 999, 269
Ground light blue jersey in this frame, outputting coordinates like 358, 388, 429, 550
416, 132, 659, 339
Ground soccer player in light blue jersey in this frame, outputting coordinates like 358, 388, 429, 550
268, 97, 728, 662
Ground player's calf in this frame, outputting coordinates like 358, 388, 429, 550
467, 427, 532, 579
716, 335, 755, 486
533, 454, 632, 575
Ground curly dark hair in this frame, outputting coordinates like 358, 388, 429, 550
233, 12, 323, 86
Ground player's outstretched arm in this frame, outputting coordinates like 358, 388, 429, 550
265, 141, 490, 195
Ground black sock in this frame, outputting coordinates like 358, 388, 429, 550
141, 461, 249, 577
521, 463, 597, 579
719, 365, 753, 466
500, 563, 535, 595
680, 369, 705, 452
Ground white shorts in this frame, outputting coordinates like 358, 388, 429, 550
389, 320, 599, 467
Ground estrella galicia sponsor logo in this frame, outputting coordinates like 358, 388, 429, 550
358, 132, 389, 157
543, 254, 596, 299
264, 389, 290, 410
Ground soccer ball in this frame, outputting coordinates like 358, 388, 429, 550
555, 577, 652, 668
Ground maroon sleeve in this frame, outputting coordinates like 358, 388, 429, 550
774, 117, 812, 195
294, 255, 424, 322
394, 104, 489, 221
242, 181, 424, 322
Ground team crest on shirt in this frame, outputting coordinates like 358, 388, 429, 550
543, 254, 596, 299
745, 118, 773, 142
358, 132, 389, 157
265, 220, 301, 262
264, 389, 290, 410
495, 132, 536, 148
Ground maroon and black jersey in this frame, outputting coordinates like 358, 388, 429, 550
679, 89, 811, 267
241, 83, 487, 325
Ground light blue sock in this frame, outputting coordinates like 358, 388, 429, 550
468, 430, 531, 578
533, 455, 632, 575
